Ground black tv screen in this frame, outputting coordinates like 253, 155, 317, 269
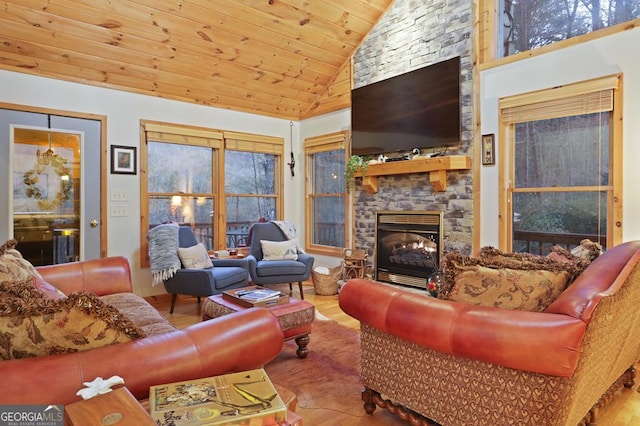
351, 56, 460, 156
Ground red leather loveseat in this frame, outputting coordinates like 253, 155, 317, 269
0, 256, 284, 405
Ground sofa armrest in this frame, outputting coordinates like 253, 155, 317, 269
0, 308, 284, 405
339, 279, 586, 377
36, 256, 133, 296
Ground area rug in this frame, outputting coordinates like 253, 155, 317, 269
264, 318, 364, 417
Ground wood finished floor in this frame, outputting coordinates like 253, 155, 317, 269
148, 282, 640, 426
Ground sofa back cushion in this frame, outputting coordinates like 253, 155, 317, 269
440, 251, 579, 312
0, 283, 145, 360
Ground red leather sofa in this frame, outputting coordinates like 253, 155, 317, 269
340, 241, 640, 425
0, 256, 284, 405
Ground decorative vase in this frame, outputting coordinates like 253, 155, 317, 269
426, 270, 443, 297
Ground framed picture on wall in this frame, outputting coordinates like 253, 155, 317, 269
482, 134, 495, 166
111, 145, 137, 175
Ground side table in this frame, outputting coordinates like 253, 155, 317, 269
65, 387, 155, 425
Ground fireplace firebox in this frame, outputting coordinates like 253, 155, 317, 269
375, 211, 443, 289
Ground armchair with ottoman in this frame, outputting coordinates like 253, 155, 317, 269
339, 240, 640, 425
0, 243, 284, 405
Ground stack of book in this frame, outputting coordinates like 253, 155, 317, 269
149, 369, 288, 426
223, 286, 289, 307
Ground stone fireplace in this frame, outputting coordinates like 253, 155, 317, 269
375, 211, 443, 289
351, 0, 474, 271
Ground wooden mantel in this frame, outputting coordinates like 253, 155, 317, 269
356, 155, 472, 193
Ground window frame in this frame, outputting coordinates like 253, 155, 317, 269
477, 1, 640, 66
304, 131, 348, 256
140, 121, 283, 267
497, 75, 623, 251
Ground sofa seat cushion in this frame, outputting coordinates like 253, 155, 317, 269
255, 259, 307, 277
0, 284, 145, 360
100, 293, 176, 336
210, 267, 248, 290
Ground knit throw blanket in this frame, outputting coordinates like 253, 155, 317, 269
147, 223, 180, 286
270, 220, 305, 254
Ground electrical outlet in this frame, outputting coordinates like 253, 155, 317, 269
110, 190, 128, 201
110, 206, 128, 217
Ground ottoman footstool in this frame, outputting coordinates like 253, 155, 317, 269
202, 295, 315, 358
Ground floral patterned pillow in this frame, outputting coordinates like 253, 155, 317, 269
0, 283, 145, 360
440, 251, 578, 312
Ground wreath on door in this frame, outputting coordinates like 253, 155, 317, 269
23, 148, 73, 211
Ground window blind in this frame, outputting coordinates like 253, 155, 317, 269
500, 75, 618, 124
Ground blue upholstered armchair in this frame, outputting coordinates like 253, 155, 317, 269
246, 222, 314, 299
162, 226, 249, 313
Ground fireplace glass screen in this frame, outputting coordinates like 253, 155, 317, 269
375, 211, 443, 289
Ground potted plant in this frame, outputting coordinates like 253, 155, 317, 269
345, 155, 368, 192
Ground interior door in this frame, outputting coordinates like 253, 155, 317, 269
0, 109, 102, 264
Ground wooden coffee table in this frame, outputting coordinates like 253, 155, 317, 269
202, 294, 315, 358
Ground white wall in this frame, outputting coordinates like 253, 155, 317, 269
0, 70, 317, 296
480, 27, 640, 247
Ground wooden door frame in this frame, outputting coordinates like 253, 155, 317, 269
1, 102, 108, 258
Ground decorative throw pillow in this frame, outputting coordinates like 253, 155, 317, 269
570, 239, 603, 263
440, 252, 576, 312
0, 239, 66, 300
0, 283, 145, 360
177, 243, 213, 269
261, 239, 299, 261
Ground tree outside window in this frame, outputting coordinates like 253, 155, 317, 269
305, 132, 347, 256
500, 0, 640, 57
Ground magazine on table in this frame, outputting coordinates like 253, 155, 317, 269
236, 288, 282, 302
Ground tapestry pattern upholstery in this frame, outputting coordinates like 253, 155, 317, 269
0, 283, 145, 360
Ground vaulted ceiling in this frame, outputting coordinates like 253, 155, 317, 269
0, 0, 395, 120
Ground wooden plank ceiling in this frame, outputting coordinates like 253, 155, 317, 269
0, 0, 394, 120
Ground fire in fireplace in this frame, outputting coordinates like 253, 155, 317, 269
375, 211, 443, 289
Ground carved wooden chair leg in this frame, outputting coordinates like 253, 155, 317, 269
297, 281, 304, 299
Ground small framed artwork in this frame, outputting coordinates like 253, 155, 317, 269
482, 134, 495, 166
110, 145, 137, 175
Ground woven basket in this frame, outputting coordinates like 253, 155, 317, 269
312, 265, 343, 295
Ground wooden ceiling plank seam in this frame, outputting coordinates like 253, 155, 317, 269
302, 58, 352, 118
0, 33, 319, 108
0, 13, 330, 97
0, 49, 304, 120
128, 0, 349, 67
27, 0, 338, 83
233, 0, 367, 45
182, 0, 360, 52
321, 0, 386, 22
275, 0, 378, 35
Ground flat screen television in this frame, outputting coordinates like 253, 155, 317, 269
351, 56, 460, 156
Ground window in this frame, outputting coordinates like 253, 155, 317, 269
304, 132, 347, 256
498, 75, 621, 253
140, 123, 283, 265
499, 0, 640, 57
140, 122, 222, 265
223, 131, 283, 249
